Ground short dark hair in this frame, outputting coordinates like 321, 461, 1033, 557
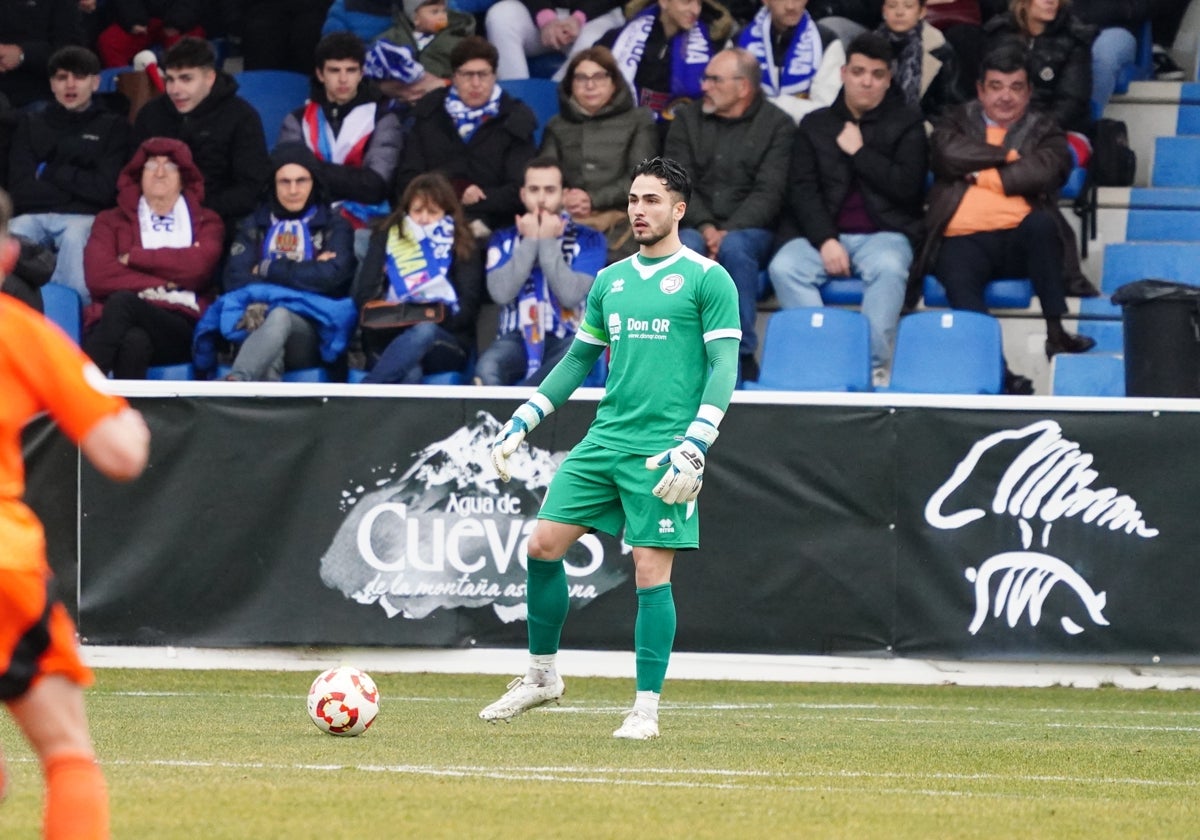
524, 155, 563, 182
632, 157, 692, 204
449, 36, 498, 73
978, 42, 1031, 83
846, 32, 895, 66
48, 46, 100, 78
162, 36, 216, 71
314, 31, 365, 69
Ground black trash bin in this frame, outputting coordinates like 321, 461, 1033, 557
1111, 279, 1200, 397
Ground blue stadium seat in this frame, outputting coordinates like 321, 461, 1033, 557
98, 65, 133, 94
347, 368, 468, 384
888, 310, 1004, 395
922, 275, 1033, 309
1077, 319, 1123, 353
233, 70, 312, 147
1124, 209, 1200, 241
282, 367, 331, 383
145, 363, 195, 380
1100, 242, 1200, 295
1152, 136, 1200, 188
41, 283, 82, 344
820, 277, 865, 306
498, 78, 558, 145
744, 308, 872, 392
1051, 353, 1125, 397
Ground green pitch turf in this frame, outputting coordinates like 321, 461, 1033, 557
2, 669, 1198, 838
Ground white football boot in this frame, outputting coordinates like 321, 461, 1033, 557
479, 673, 565, 722
613, 708, 660, 740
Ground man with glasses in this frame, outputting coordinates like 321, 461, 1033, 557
664, 47, 793, 383
393, 36, 537, 238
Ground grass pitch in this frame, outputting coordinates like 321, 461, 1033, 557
2, 668, 1199, 839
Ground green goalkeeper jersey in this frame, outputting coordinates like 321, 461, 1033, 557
574, 245, 741, 455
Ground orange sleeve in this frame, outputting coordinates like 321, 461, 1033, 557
3, 298, 127, 443
976, 168, 1005, 193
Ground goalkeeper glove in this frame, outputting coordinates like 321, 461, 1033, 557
492, 394, 554, 481
645, 418, 720, 505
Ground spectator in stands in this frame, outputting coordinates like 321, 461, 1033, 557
984, 0, 1096, 134
353, 172, 483, 383
597, 0, 734, 133
540, 46, 658, 262
876, 0, 966, 124
486, 0, 625, 80
240, 0, 333, 75
0, 0, 81, 109
82, 137, 224, 378
910, 44, 1094, 395
809, 0, 884, 43
200, 144, 356, 381
323, 0, 400, 42
1072, 0, 1151, 113
737, 0, 847, 125
664, 47, 793, 383
475, 157, 605, 385
8, 47, 128, 306
95, 1, 206, 69
363, 0, 475, 103
278, 32, 404, 262
769, 33, 927, 385
394, 37, 538, 238
133, 37, 270, 228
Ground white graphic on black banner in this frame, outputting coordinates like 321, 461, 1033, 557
926, 420, 1157, 636
318, 412, 628, 620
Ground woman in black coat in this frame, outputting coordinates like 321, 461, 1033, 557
984, 0, 1097, 133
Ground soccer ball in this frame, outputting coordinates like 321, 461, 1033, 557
307, 665, 380, 736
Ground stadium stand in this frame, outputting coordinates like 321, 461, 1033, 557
1051, 352, 1125, 397
41, 283, 82, 344
744, 308, 872, 393
887, 311, 1005, 395
233, 70, 312, 147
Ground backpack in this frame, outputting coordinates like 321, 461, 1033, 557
1090, 118, 1136, 187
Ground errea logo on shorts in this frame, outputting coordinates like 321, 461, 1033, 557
608, 313, 622, 341
658, 518, 675, 534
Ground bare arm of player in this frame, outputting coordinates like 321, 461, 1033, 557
80, 407, 150, 482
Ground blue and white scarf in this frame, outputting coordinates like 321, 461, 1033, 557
444, 84, 502, 143
364, 38, 425, 84
489, 216, 584, 376
384, 214, 459, 313
737, 7, 823, 97
260, 208, 318, 275
610, 6, 711, 113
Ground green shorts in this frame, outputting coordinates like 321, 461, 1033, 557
538, 438, 700, 549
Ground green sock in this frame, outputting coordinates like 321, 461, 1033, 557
634, 583, 676, 693
526, 558, 569, 656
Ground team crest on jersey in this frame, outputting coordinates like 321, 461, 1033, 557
660, 274, 684, 295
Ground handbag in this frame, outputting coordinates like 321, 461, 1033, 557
360, 299, 446, 331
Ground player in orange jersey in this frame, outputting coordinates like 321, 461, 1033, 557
0, 186, 150, 840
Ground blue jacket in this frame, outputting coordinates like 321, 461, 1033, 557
193, 283, 359, 373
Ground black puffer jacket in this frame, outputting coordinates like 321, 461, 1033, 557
984, 8, 1097, 133
393, 88, 537, 232
8, 100, 129, 215
787, 87, 928, 246
132, 72, 270, 223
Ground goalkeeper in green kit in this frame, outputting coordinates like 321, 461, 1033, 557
480, 157, 741, 740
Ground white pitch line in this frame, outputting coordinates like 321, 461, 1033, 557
101, 692, 1200, 720
7, 757, 1187, 797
